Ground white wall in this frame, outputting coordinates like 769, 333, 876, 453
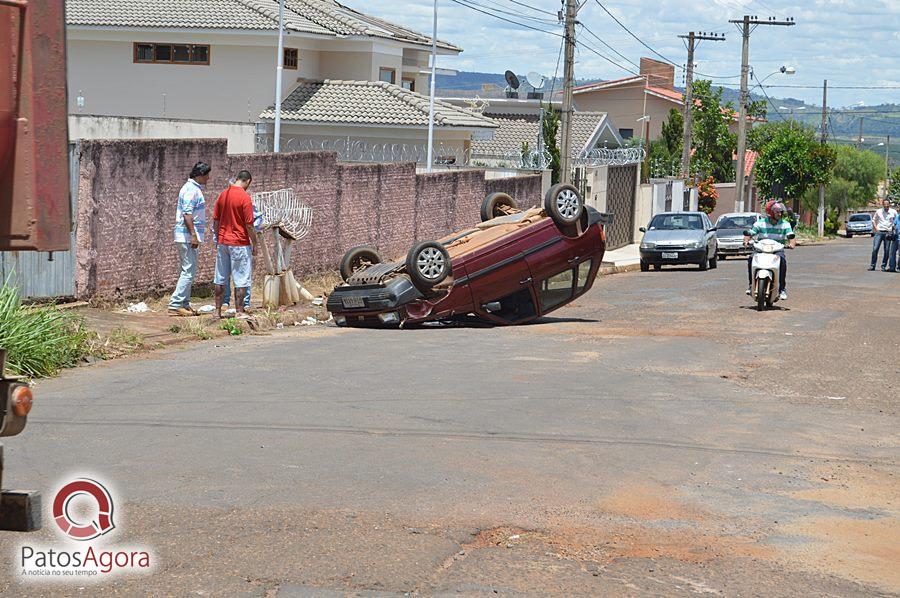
68, 114, 256, 154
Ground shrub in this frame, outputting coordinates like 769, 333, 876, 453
0, 281, 88, 378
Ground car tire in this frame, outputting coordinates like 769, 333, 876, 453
846, 233, 852, 238
340, 245, 383, 281
481, 192, 517, 222
717, 253, 726, 261
544, 183, 584, 227
709, 255, 718, 269
406, 240, 451, 292
640, 260, 649, 272
653, 264, 661, 271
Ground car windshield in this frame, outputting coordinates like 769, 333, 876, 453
716, 215, 757, 229
849, 214, 870, 222
648, 214, 703, 230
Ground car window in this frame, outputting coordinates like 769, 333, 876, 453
539, 268, 575, 311
576, 260, 593, 294
649, 214, 704, 230
849, 214, 870, 222
717, 215, 757, 229
491, 288, 536, 323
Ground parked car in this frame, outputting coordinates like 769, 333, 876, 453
327, 185, 610, 327
638, 211, 718, 271
845, 213, 874, 237
714, 212, 760, 260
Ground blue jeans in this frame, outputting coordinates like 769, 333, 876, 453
169, 243, 198, 309
871, 232, 894, 268
888, 235, 899, 271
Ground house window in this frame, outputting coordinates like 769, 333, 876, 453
619, 128, 634, 139
379, 67, 396, 84
401, 77, 415, 91
133, 43, 211, 65
284, 48, 298, 70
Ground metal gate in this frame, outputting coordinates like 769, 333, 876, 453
0, 143, 79, 299
605, 164, 637, 250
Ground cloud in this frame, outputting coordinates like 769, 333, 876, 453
345, 0, 900, 106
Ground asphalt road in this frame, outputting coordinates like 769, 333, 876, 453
2, 237, 898, 596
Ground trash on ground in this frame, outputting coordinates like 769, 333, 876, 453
197, 305, 215, 314
312, 297, 324, 306
126, 301, 150, 313
276, 322, 284, 329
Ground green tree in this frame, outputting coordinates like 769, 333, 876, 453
747, 121, 795, 153
648, 109, 685, 178
802, 145, 883, 216
689, 80, 737, 182
541, 103, 561, 184
755, 124, 835, 204
887, 166, 900, 201
660, 108, 683, 156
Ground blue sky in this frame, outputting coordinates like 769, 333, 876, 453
344, 0, 900, 108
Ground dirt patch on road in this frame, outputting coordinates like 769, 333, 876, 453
789, 464, 898, 512
777, 515, 900, 592
596, 482, 706, 522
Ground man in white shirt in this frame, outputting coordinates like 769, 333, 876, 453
169, 161, 211, 315
869, 199, 897, 271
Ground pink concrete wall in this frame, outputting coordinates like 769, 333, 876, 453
74, 139, 542, 299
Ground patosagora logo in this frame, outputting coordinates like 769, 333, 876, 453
17, 476, 154, 582
52, 478, 116, 540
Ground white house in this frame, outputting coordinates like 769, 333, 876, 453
65, 0, 495, 155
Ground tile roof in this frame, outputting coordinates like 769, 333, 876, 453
732, 150, 759, 178
471, 112, 608, 158
259, 79, 498, 128
65, 0, 461, 50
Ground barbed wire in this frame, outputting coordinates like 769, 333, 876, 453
256, 135, 645, 169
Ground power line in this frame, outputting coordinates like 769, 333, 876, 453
495, 0, 559, 17
446, 0, 563, 37
719, 83, 900, 90
456, 0, 558, 24
578, 22, 641, 71
592, 1, 740, 80
576, 38, 641, 77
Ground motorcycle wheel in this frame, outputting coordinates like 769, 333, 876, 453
757, 278, 769, 311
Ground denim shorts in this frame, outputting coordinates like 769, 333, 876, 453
214, 244, 252, 288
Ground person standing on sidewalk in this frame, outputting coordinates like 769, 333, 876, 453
221, 199, 262, 313
889, 208, 900, 273
168, 161, 211, 316
213, 170, 257, 318
869, 199, 897, 271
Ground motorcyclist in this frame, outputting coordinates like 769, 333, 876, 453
743, 200, 796, 300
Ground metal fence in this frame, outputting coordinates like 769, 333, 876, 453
255, 134, 645, 170
0, 143, 79, 299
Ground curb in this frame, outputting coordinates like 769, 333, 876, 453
599, 262, 642, 276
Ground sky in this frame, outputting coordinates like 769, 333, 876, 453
343, 0, 900, 108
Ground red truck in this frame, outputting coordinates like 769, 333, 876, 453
1, 0, 71, 532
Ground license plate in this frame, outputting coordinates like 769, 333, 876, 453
341, 296, 365, 309
661, 252, 679, 259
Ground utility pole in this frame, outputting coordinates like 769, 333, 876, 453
678, 31, 725, 178
731, 15, 795, 212
426, 0, 438, 172
817, 79, 827, 237
559, 0, 577, 185
856, 118, 864, 149
885, 134, 892, 199
272, 0, 286, 152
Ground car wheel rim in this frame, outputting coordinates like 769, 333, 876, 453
556, 189, 580, 219
416, 247, 445, 280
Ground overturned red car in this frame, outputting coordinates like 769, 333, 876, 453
327, 184, 610, 327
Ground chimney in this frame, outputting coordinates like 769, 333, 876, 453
639, 57, 674, 91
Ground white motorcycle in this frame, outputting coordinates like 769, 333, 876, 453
749, 238, 787, 311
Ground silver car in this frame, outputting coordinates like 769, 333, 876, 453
845, 213, 874, 238
639, 211, 718, 271
715, 212, 760, 259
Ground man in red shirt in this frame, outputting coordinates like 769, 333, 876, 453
213, 170, 258, 318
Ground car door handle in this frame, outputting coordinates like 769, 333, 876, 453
567, 255, 580, 263
519, 277, 532, 285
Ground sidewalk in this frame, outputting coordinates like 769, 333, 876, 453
600, 243, 641, 274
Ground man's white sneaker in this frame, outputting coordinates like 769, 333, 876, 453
779, 290, 788, 300
745, 287, 752, 296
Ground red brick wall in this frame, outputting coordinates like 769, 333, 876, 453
73, 139, 542, 299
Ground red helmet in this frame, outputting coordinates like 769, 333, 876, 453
765, 200, 785, 218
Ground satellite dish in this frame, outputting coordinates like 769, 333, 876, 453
525, 71, 546, 90
504, 70, 520, 90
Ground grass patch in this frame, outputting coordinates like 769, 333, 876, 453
84, 327, 146, 360
220, 318, 243, 336
0, 282, 89, 378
